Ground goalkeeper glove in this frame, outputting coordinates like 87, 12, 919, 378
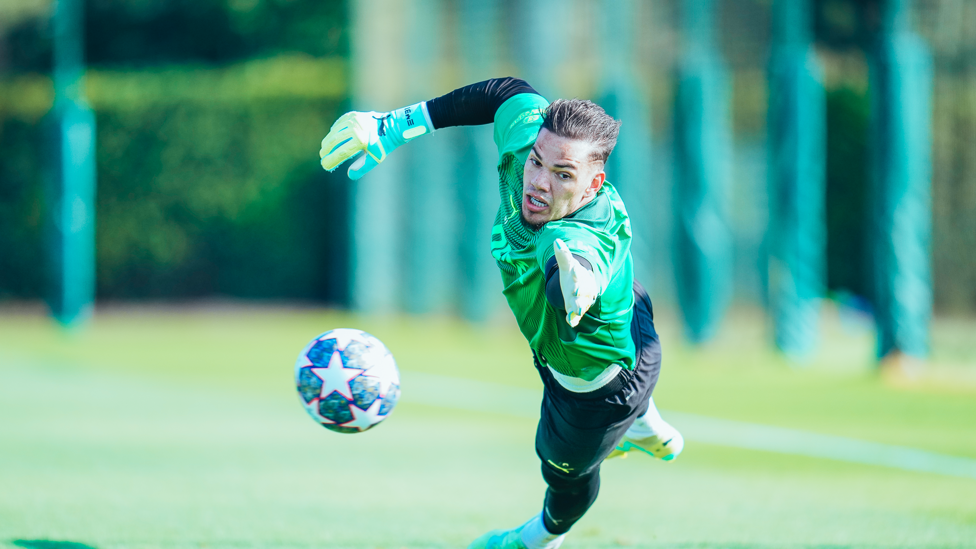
319, 101, 434, 180
553, 239, 599, 328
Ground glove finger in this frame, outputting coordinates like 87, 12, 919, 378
553, 239, 575, 271
573, 268, 595, 297
328, 112, 358, 133
347, 152, 380, 180
320, 124, 357, 154
567, 310, 582, 327
320, 113, 360, 151
320, 135, 364, 171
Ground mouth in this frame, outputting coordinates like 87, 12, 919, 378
524, 193, 549, 213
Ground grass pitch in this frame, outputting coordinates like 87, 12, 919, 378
0, 304, 974, 548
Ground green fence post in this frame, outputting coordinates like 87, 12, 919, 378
673, 0, 732, 343
456, 0, 502, 321
47, 0, 96, 327
599, 0, 655, 290
869, 0, 932, 362
767, 0, 826, 358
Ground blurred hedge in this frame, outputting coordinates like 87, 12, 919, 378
824, 84, 870, 302
931, 72, 976, 315
0, 113, 44, 300
3, 0, 347, 72
0, 55, 350, 303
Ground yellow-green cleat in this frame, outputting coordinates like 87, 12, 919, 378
606, 419, 684, 461
467, 527, 528, 549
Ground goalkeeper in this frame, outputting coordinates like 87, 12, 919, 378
320, 77, 683, 549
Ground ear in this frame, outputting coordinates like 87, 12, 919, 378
585, 167, 605, 198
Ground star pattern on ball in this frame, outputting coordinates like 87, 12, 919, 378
311, 350, 363, 401
362, 352, 399, 395
341, 398, 384, 432
323, 328, 366, 352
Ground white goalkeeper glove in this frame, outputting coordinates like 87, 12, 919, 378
553, 239, 598, 328
319, 101, 434, 180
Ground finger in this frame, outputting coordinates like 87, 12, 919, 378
576, 295, 594, 315
321, 112, 359, 150
320, 136, 364, 171
553, 239, 575, 270
569, 295, 594, 325
320, 125, 357, 156
347, 152, 380, 180
567, 309, 582, 327
573, 268, 595, 298
328, 112, 358, 133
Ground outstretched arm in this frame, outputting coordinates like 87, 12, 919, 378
319, 77, 538, 179
425, 77, 538, 129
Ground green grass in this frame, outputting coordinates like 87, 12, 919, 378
1, 304, 975, 548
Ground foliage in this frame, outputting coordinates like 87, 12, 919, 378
0, 57, 350, 302
1, 0, 346, 73
931, 73, 976, 314
0, 0, 350, 303
824, 84, 871, 302
0, 116, 44, 299
93, 96, 349, 301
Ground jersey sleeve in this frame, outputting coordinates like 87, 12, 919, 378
493, 93, 550, 159
535, 224, 614, 296
426, 78, 539, 129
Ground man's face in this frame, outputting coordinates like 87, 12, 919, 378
522, 128, 606, 228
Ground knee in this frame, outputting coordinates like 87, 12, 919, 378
541, 460, 599, 494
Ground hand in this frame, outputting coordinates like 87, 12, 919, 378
319, 102, 432, 180
553, 239, 598, 327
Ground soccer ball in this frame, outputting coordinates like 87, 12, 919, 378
294, 328, 401, 433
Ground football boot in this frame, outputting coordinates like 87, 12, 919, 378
467, 527, 528, 549
606, 417, 684, 461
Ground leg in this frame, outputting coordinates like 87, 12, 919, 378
607, 396, 685, 460
532, 279, 667, 533
468, 281, 664, 549
533, 385, 637, 534
468, 374, 645, 549
607, 281, 684, 461
540, 460, 600, 534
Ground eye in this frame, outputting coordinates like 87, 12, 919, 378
530, 157, 541, 167
558, 172, 572, 180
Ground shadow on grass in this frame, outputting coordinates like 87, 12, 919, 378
13, 541, 98, 549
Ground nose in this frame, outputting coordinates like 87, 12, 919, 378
531, 168, 549, 192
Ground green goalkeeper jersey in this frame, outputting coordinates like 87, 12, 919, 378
491, 93, 636, 382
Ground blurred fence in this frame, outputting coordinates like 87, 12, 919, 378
0, 0, 974, 330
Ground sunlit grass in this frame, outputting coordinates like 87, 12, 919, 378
1, 303, 974, 548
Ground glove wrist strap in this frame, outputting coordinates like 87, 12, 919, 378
418, 101, 435, 132
389, 101, 435, 146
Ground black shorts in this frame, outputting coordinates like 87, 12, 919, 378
533, 280, 662, 479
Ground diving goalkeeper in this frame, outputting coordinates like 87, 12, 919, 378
319, 78, 683, 549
